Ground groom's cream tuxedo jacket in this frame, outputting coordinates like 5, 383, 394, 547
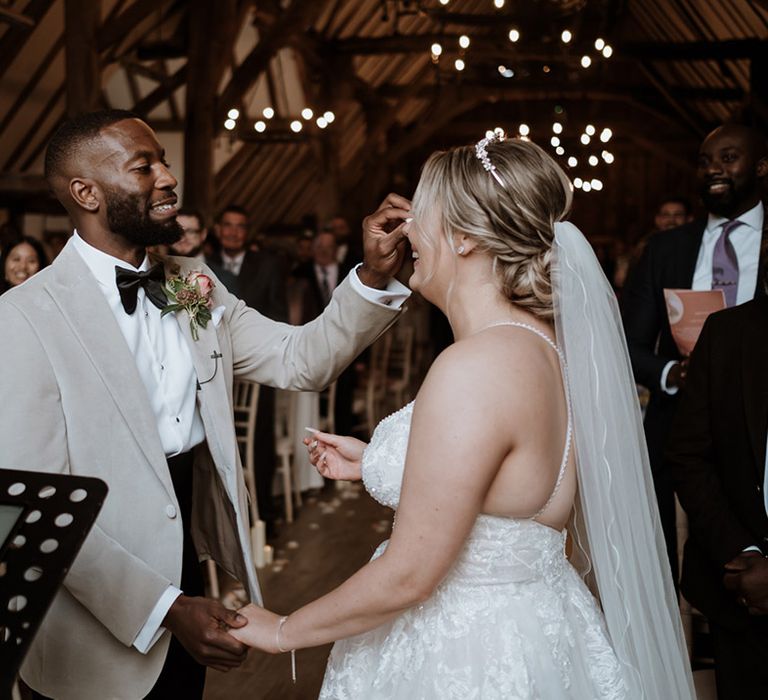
0, 243, 400, 699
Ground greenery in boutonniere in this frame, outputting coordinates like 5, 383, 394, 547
162, 270, 215, 341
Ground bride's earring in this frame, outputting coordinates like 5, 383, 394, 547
457, 245, 465, 255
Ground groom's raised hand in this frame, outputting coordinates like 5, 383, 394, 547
357, 192, 411, 289
163, 595, 249, 671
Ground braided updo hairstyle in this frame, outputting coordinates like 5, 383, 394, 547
410, 136, 572, 320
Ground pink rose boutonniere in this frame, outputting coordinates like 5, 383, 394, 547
161, 270, 215, 340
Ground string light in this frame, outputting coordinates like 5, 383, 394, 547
494, 0, 505, 7
555, 146, 565, 155
301, 108, 313, 120
574, 177, 583, 189
591, 179, 604, 191
550, 136, 560, 147
439, 0, 449, 5
595, 38, 605, 51
561, 30, 572, 43
508, 28, 520, 42
580, 134, 591, 145
254, 120, 266, 132
602, 150, 615, 164
581, 55, 592, 68
324, 111, 336, 123
263, 107, 274, 119
290, 120, 303, 133
459, 35, 471, 49
498, 65, 514, 78
455, 58, 465, 71
553, 122, 563, 134
518, 123, 530, 136
224, 118, 236, 131
568, 156, 578, 167
588, 155, 599, 166
227, 108, 240, 120
585, 124, 596, 136
431, 42, 443, 57
316, 117, 328, 129
600, 127, 612, 142
602, 45, 613, 58
582, 181, 592, 192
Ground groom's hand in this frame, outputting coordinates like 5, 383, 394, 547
163, 595, 249, 671
358, 193, 411, 289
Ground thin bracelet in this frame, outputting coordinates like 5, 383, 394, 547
276, 615, 297, 683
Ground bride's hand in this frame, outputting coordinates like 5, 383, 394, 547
227, 603, 282, 653
304, 432, 368, 481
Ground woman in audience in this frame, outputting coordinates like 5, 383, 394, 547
2, 236, 48, 292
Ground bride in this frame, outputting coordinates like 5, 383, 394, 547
231, 133, 695, 698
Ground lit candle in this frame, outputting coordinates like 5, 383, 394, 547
264, 544, 274, 565
253, 520, 266, 568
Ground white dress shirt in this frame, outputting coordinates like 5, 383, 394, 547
72, 233, 410, 652
221, 250, 246, 276
661, 202, 765, 394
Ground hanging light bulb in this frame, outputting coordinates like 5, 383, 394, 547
290, 120, 303, 133
439, 0, 449, 5
581, 55, 592, 68
594, 38, 605, 51
518, 123, 530, 136
602, 45, 613, 58
600, 127, 612, 142
494, 0, 505, 7
254, 120, 266, 132
591, 178, 604, 191
588, 155, 599, 166
580, 134, 591, 145
585, 124, 596, 136
555, 146, 565, 156
602, 150, 615, 164
227, 108, 240, 120
431, 42, 443, 57
568, 156, 578, 167
454, 58, 465, 71
561, 30, 572, 44
317, 117, 328, 129
459, 35, 471, 49
301, 107, 314, 120
552, 122, 563, 134
498, 65, 514, 78
508, 28, 520, 42
324, 111, 335, 123
551, 136, 561, 147
582, 181, 592, 192
574, 177, 583, 189
263, 107, 275, 119
224, 119, 236, 131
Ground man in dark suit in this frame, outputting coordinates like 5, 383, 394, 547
622, 124, 767, 581
211, 204, 289, 530
169, 207, 237, 290
667, 297, 768, 697
293, 230, 356, 435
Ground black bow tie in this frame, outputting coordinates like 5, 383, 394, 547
115, 263, 168, 315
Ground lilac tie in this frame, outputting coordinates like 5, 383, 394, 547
712, 220, 742, 307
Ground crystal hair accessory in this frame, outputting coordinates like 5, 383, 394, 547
474, 128, 507, 186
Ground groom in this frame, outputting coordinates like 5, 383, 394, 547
0, 109, 410, 699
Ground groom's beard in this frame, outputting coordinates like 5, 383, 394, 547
105, 188, 183, 247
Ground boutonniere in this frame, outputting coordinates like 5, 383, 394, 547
161, 270, 215, 341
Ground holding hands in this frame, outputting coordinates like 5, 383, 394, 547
724, 551, 768, 615
228, 603, 284, 653
304, 430, 368, 481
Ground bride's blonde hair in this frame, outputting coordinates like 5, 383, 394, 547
411, 137, 572, 320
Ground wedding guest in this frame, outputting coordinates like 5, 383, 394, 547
667, 294, 768, 698
654, 197, 693, 231
2, 236, 48, 292
0, 109, 407, 700
622, 124, 768, 582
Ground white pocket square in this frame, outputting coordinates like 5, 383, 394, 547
211, 305, 226, 327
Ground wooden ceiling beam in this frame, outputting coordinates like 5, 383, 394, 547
64, 0, 101, 116
0, 7, 35, 27
216, 0, 330, 126
131, 64, 187, 117
0, 0, 55, 81
97, 0, 164, 52
331, 34, 764, 61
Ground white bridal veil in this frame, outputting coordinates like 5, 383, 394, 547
552, 221, 696, 699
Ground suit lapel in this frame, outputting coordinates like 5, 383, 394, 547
742, 298, 768, 479
45, 246, 173, 493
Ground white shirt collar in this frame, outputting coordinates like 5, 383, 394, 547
706, 201, 764, 235
71, 230, 150, 291
221, 250, 245, 264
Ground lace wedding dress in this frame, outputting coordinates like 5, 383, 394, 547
319, 324, 628, 700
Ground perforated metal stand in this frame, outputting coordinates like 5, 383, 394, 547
0, 470, 107, 700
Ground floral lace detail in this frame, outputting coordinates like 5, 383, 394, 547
322, 403, 627, 699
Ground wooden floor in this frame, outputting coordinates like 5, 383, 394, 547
204, 484, 393, 700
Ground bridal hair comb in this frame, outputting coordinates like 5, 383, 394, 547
474, 128, 507, 186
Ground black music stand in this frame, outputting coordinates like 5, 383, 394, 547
0, 470, 107, 700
